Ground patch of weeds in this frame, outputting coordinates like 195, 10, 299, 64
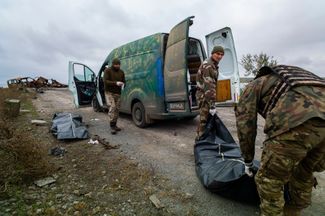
0, 88, 54, 200
9, 186, 27, 215
21, 98, 38, 117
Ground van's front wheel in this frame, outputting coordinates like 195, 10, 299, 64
132, 102, 148, 128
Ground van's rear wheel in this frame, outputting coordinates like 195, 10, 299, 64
132, 102, 148, 128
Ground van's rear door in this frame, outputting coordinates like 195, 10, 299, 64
163, 16, 194, 112
205, 27, 240, 103
68, 61, 96, 108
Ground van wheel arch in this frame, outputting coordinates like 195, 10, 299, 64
131, 100, 151, 128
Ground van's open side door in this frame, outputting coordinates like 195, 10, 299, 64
205, 27, 240, 103
68, 61, 96, 108
163, 16, 194, 112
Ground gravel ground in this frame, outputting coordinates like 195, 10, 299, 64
26, 88, 324, 216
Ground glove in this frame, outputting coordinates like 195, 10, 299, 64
116, 81, 124, 86
209, 106, 217, 116
244, 161, 254, 177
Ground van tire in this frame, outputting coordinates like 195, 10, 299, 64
92, 96, 101, 112
132, 102, 148, 128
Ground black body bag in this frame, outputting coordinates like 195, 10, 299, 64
194, 114, 260, 203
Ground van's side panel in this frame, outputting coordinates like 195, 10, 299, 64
105, 34, 166, 117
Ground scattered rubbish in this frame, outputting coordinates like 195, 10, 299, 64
179, 143, 186, 148
90, 118, 100, 121
88, 139, 99, 145
73, 190, 81, 196
91, 134, 119, 149
173, 131, 177, 136
184, 193, 194, 199
51, 113, 89, 140
84, 192, 93, 198
34, 177, 56, 187
149, 194, 164, 209
20, 109, 31, 113
37, 89, 44, 93
31, 119, 47, 126
49, 146, 66, 156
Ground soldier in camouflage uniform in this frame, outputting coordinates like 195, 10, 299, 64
235, 65, 325, 215
196, 46, 224, 140
104, 58, 126, 134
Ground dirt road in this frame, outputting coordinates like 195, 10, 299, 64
33, 88, 324, 216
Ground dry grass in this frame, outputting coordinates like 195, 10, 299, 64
0, 88, 53, 195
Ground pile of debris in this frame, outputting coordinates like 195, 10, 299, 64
7, 76, 67, 89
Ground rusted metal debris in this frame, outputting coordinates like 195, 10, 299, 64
7, 76, 67, 89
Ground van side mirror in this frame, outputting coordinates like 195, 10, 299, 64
222, 32, 227, 38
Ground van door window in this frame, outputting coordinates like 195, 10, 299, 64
85, 67, 95, 82
73, 64, 95, 82
72, 63, 96, 104
73, 64, 86, 81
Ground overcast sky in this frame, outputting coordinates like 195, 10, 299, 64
0, 0, 324, 86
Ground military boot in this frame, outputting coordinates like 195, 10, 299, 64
114, 125, 122, 131
284, 205, 302, 216
110, 122, 117, 135
111, 122, 121, 132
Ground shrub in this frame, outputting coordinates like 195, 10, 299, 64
0, 88, 53, 194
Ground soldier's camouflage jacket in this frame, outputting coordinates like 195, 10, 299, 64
196, 57, 219, 106
236, 70, 325, 162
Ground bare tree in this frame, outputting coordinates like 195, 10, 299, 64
240, 53, 278, 76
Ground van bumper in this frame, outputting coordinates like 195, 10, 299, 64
149, 111, 199, 120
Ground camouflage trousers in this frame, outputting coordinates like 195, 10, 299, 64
196, 98, 210, 139
255, 118, 325, 216
105, 92, 121, 124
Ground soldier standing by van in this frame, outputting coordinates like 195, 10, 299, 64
104, 58, 126, 135
196, 46, 224, 140
235, 65, 325, 215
